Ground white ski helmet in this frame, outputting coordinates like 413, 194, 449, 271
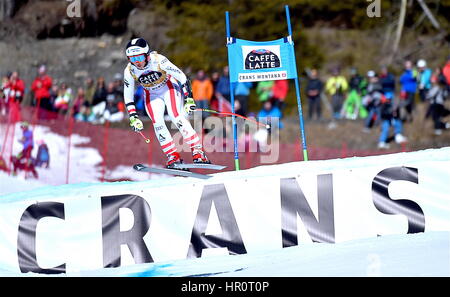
125, 38, 150, 58
417, 59, 427, 68
367, 70, 376, 78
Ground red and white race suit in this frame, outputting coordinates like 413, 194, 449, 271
123, 51, 201, 158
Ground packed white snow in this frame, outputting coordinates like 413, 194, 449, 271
0, 231, 448, 277
0, 124, 164, 196
1, 124, 449, 277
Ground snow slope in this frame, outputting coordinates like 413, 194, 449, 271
1, 132, 449, 277
0, 232, 448, 277
80, 231, 450, 277
0, 124, 164, 196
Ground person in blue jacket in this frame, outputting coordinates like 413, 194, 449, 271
379, 65, 396, 97
215, 66, 231, 102
377, 93, 407, 149
11, 122, 38, 178
258, 99, 284, 131
234, 81, 252, 117
399, 60, 418, 122
35, 140, 50, 168
416, 59, 432, 102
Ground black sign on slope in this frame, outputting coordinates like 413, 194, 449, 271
244, 49, 281, 70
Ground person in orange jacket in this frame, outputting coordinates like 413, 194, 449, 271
191, 69, 214, 119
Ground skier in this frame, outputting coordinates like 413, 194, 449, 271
122, 38, 209, 168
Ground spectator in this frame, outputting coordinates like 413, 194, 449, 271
211, 71, 221, 90
348, 67, 366, 93
34, 140, 50, 168
256, 80, 274, 102
442, 55, 450, 90
306, 69, 323, 120
379, 65, 396, 98
417, 59, 432, 102
211, 67, 233, 114
432, 66, 449, 86
234, 81, 252, 117
134, 85, 146, 117
215, 66, 231, 102
84, 77, 96, 106
426, 71, 450, 135
112, 73, 124, 104
31, 65, 53, 112
378, 93, 407, 149
209, 70, 221, 112
75, 104, 96, 123
102, 82, 124, 123
257, 99, 284, 130
255, 100, 283, 151
5, 71, 25, 105
362, 70, 383, 132
19, 122, 34, 159
272, 79, 289, 110
113, 73, 124, 95
11, 121, 38, 178
192, 69, 214, 119
399, 60, 418, 122
91, 77, 107, 121
342, 68, 367, 120
233, 99, 243, 118
92, 76, 107, 107
70, 87, 86, 117
53, 83, 72, 114
0, 72, 12, 116
325, 67, 348, 120
48, 85, 59, 112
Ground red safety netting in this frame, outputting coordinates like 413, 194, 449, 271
0, 104, 407, 185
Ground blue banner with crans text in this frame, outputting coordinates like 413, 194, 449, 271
227, 37, 298, 83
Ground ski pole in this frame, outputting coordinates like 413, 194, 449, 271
195, 108, 270, 129
138, 131, 151, 144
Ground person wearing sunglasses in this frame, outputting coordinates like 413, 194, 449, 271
123, 38, 209, 168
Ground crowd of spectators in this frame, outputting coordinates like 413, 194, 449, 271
191, 65, 289, 132
1, 65, 126, 125
304, 55, 450, 148
2, 56, 450, 152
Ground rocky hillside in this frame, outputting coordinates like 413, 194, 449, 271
0, 0, 448, 106
0, 0, 171, 89
0, 34, 128, 93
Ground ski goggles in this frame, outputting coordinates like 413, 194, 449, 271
129, 54, 146, 63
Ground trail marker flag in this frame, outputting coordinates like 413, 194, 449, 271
227, 37, 298, 83
226, 5, 309, 171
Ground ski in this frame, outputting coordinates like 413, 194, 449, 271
170, 163, 227, 170
133, 164, 211, 179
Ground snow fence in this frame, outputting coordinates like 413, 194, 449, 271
0, 147, 450, 275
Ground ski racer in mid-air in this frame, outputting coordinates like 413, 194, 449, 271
122, 38, 209, 168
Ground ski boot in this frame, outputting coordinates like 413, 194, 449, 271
192, 148, 211, 164
166, 152, 182, 169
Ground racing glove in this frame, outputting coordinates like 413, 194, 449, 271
130, 115, 144, 132
181, 78, 196, 115
184, 97, 196, 115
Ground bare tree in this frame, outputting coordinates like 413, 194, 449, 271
416, 0, 441, 30
0, 0, 16, 21
389, 0, 407, 65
